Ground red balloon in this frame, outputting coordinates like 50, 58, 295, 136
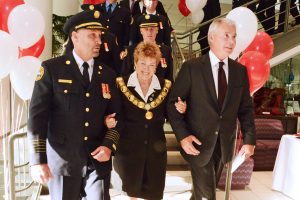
0, 0, 25, 32
19, 36, 45, 58
178, 0, 190, 17
239, 51, 270, 96
244, 31, 274, 59
83, 0, 105, 4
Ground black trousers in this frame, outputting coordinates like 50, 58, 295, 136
48, 167, 111, 200
189, 138, 224, 200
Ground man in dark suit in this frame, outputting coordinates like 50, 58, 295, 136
28, 9, 122, 200
167, 18, 256, 200
197, 0, 221, 55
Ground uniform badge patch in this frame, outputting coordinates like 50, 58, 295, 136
36, 66, 44, 81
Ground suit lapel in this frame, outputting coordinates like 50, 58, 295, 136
202, 54, 218, 109
65, 52, 86, 88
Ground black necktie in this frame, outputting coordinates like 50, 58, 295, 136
107, 4, 112, 17
82, 62, 90, 89
218, 61, 227, 108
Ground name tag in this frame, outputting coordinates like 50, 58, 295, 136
58, 79, 72, 84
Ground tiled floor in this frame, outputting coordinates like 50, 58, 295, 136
39, 171, 293, 200
110, 171, 294, 200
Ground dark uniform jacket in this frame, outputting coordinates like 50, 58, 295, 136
97, 31, 122, 75
28, 51, 123, 178
167, 54, 256, 168
130, 13, 171, 47
98, 3, 131, 49
114, 75, 171, 199
121, 43, 173, 81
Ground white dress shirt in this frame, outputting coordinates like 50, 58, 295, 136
127, 71, 161, 102
73, 50, 94, 81
209, 50, 229, 98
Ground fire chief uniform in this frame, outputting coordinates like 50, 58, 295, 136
28, 52, 122, 199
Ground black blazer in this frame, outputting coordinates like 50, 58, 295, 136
28, 51, 123, 177
167, 54, 256, 167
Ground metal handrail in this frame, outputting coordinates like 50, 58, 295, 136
8, 132, 42, 200
172, 0, 297, 62
171, 32, 185, 63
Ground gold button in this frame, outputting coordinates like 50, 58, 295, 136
85, 107, 90, 112
86, 93, 90, 97
64, 90, 68, 94
107, 26, 109, 28
85, 122, 89, 127
84, 136, 88, 141
65, 60, 71, 65
107, 19, 110, 22
98, 71, 101, 75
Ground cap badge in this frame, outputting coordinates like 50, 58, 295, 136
94, 11, 100, 19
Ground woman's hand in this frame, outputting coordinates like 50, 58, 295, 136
175, 97, 187, 114
104, 113, 117, 129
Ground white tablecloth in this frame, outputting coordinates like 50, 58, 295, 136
272, 134, 300, 200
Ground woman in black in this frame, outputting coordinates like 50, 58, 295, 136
112, 42, 185, 200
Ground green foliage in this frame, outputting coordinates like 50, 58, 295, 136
52, 14, 72, 57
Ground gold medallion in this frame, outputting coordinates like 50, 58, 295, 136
145, 104, 151, 110
138, 101, 145, 109
145, 111, 153, 120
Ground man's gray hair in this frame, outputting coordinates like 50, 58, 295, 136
208, 18, 236, 36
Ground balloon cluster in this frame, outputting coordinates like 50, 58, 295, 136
225, 7, 273, 96
0, 0, 45, 100
178, 0, 207, 24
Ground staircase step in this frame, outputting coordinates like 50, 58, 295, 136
165, 133, 179, 148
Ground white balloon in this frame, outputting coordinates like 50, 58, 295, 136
226, 7, 258, 59
0, 31, 19, 79
191, 9, 204, 25
8, 4, 45, 48
186, 0, 207, 13
10, 56, 41, 100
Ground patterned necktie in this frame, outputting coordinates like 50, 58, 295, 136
218, 61, 227, 108
82, 62, 90, 89
107, 4, 112, 17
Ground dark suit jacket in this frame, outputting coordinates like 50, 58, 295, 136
167, 54, 256, 168
28, 51, 123, 177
